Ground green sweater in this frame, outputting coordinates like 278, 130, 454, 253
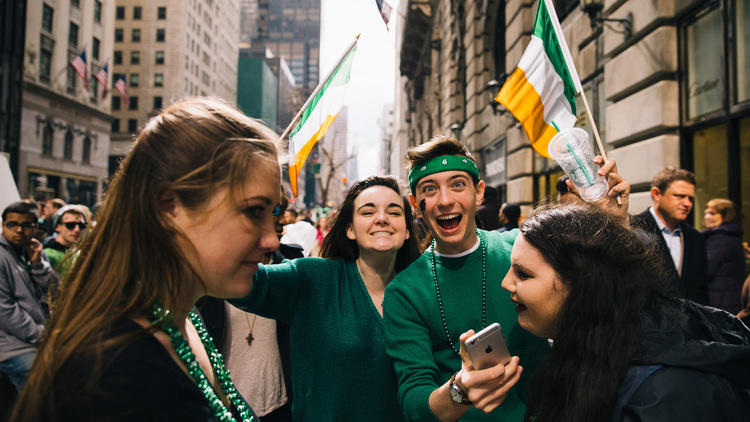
383, 229, 550, 422
230, 258, 404, 422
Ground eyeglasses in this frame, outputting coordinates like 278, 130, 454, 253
4, 221, 37, 230
63, 222, 87, 230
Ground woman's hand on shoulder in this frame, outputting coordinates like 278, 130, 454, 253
455, 330, 523, 413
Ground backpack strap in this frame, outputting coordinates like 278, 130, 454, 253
611, 365, 663, 422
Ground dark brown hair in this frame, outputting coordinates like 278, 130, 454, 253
319, 176, 422, 272
12, 97, 279, 421
405, 135, 477, 172
652, 167, 695, 192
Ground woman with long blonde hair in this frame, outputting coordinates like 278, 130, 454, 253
12, 98, 281, 421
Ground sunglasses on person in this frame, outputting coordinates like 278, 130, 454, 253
4, 221, 37, 230
62, 222, 87, 230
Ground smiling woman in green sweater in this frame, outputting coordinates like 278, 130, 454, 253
230, 176, 422, 422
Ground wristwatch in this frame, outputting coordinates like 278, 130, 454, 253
449, 372, 472, 405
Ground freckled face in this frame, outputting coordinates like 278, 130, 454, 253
170, 160, 281, 300
501, 234, 568, 338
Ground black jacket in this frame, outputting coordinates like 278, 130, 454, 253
630, 209, 708, 304
702, 223, 746, 314
618, 300, 750, 421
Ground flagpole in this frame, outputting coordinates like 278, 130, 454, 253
580, 91, 623, 204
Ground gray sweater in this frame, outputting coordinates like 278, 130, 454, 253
0, 233, 53, 362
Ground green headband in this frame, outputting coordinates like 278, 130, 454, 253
408, 155, 480, 193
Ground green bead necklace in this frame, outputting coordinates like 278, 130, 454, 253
430, 229, 487, 356
152, 305, 255, 422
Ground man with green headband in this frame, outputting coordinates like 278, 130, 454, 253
382, 135, 548, 422
383, 136, 629, 422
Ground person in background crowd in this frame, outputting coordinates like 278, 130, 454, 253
701, 198, 745, 315
230, 176, 422, 422
502, 204, 750, 421
42, 206, 87, 272
497, 203, 521, 233
313, 214, 330, 251
39, 199, 65, 237
0, 201, 53, 392
630, 168, 708, 304
476, 186, 502, 231
11, 97, 280, 421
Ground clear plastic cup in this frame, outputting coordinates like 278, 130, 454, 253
548, 128, 608, 202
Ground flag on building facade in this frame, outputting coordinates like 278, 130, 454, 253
375, 0, 393, 28
495, 0, 582, 158
114, 77, 129, 108
287, 39, 357, 197
96, 64, 109, 99
71, 50, 90, 92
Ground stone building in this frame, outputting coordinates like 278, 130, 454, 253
109, 0, 240, 174
17, 0, 115, 207
392, 0, 750, 236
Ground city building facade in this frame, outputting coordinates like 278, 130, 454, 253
379, 104, 394, 175
17, 0, 115, 207
392, 0, 750, 236
109, 0, 240, 174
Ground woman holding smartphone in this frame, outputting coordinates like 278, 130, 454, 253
230, 176, 421, 422
501, 204, 750, 421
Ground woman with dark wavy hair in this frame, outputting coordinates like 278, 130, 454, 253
502, 204, 750, 422
230, 176, 421, 422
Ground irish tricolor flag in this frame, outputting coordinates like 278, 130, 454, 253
496, 0, 582, 158
287, 38, 358, 197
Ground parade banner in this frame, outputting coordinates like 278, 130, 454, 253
496, 0, 582, 158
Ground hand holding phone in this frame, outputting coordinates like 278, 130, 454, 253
465, 323, 511, 369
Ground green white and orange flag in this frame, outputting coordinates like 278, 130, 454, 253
496, 0, 582, 158
287, 38, 358, 197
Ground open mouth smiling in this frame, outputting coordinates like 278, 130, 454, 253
436, 213, 462, 230
510, 297, 527, 313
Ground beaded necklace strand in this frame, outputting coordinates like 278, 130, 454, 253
152, 305, 255, 422
430, 229, 487, 356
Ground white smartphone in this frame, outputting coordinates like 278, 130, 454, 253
465, 323, 511, 369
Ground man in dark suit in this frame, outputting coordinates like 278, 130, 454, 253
631, 167, 708, 304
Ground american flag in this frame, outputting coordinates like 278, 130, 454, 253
375, 0, 392, 28
71, 50, 89, 91
95, 64, 109, 99
114, 77, 129, 108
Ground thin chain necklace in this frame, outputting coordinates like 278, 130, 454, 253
430, 229, 487, 356
152, 305, 255, 422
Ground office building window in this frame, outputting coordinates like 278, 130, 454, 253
129, 96, 139, 110
128, 119, 137, 132
131, 50, 140, 64
39, 37, 53, 83
66, 64, 76, 94
155, 50, 165, 65
42, 123, 54, 156
82, 137, 91, 164
111, 119, 120, 133
64, 131, 73, 160
94, 1, 102, 23
115, 28, 123, 42
685, 7, 722, 120
112, 96, 121, 110
69, 22, 79, 48
130, 73, 139, 87
71, 0, 80, 8
42, 5, 54, 32
153, 96, 163, 109
116, 6, 125, 20
158, 7, 167, 19
154, 73, 164, 87
735, 1, 750, 104
114, 50, 122, 64
133, 6, 142, 20
132, 28, 141, 42
92, 37, 100, 60
156, 28, 166, 42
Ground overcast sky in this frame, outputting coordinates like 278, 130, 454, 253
319, 0, 400, 180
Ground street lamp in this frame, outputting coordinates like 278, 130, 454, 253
580, 0, 633, 39
450, 122, 463, 139
486, 78, 507, 115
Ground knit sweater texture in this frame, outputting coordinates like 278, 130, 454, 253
383, 229, 550, 422
230, 258, 404, 422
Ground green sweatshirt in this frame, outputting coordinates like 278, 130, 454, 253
383, 229, 550, 422
230, 258, 405, 422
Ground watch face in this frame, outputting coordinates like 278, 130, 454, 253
449, 383, 465, 404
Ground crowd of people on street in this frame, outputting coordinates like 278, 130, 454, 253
1, 97, 749, 421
